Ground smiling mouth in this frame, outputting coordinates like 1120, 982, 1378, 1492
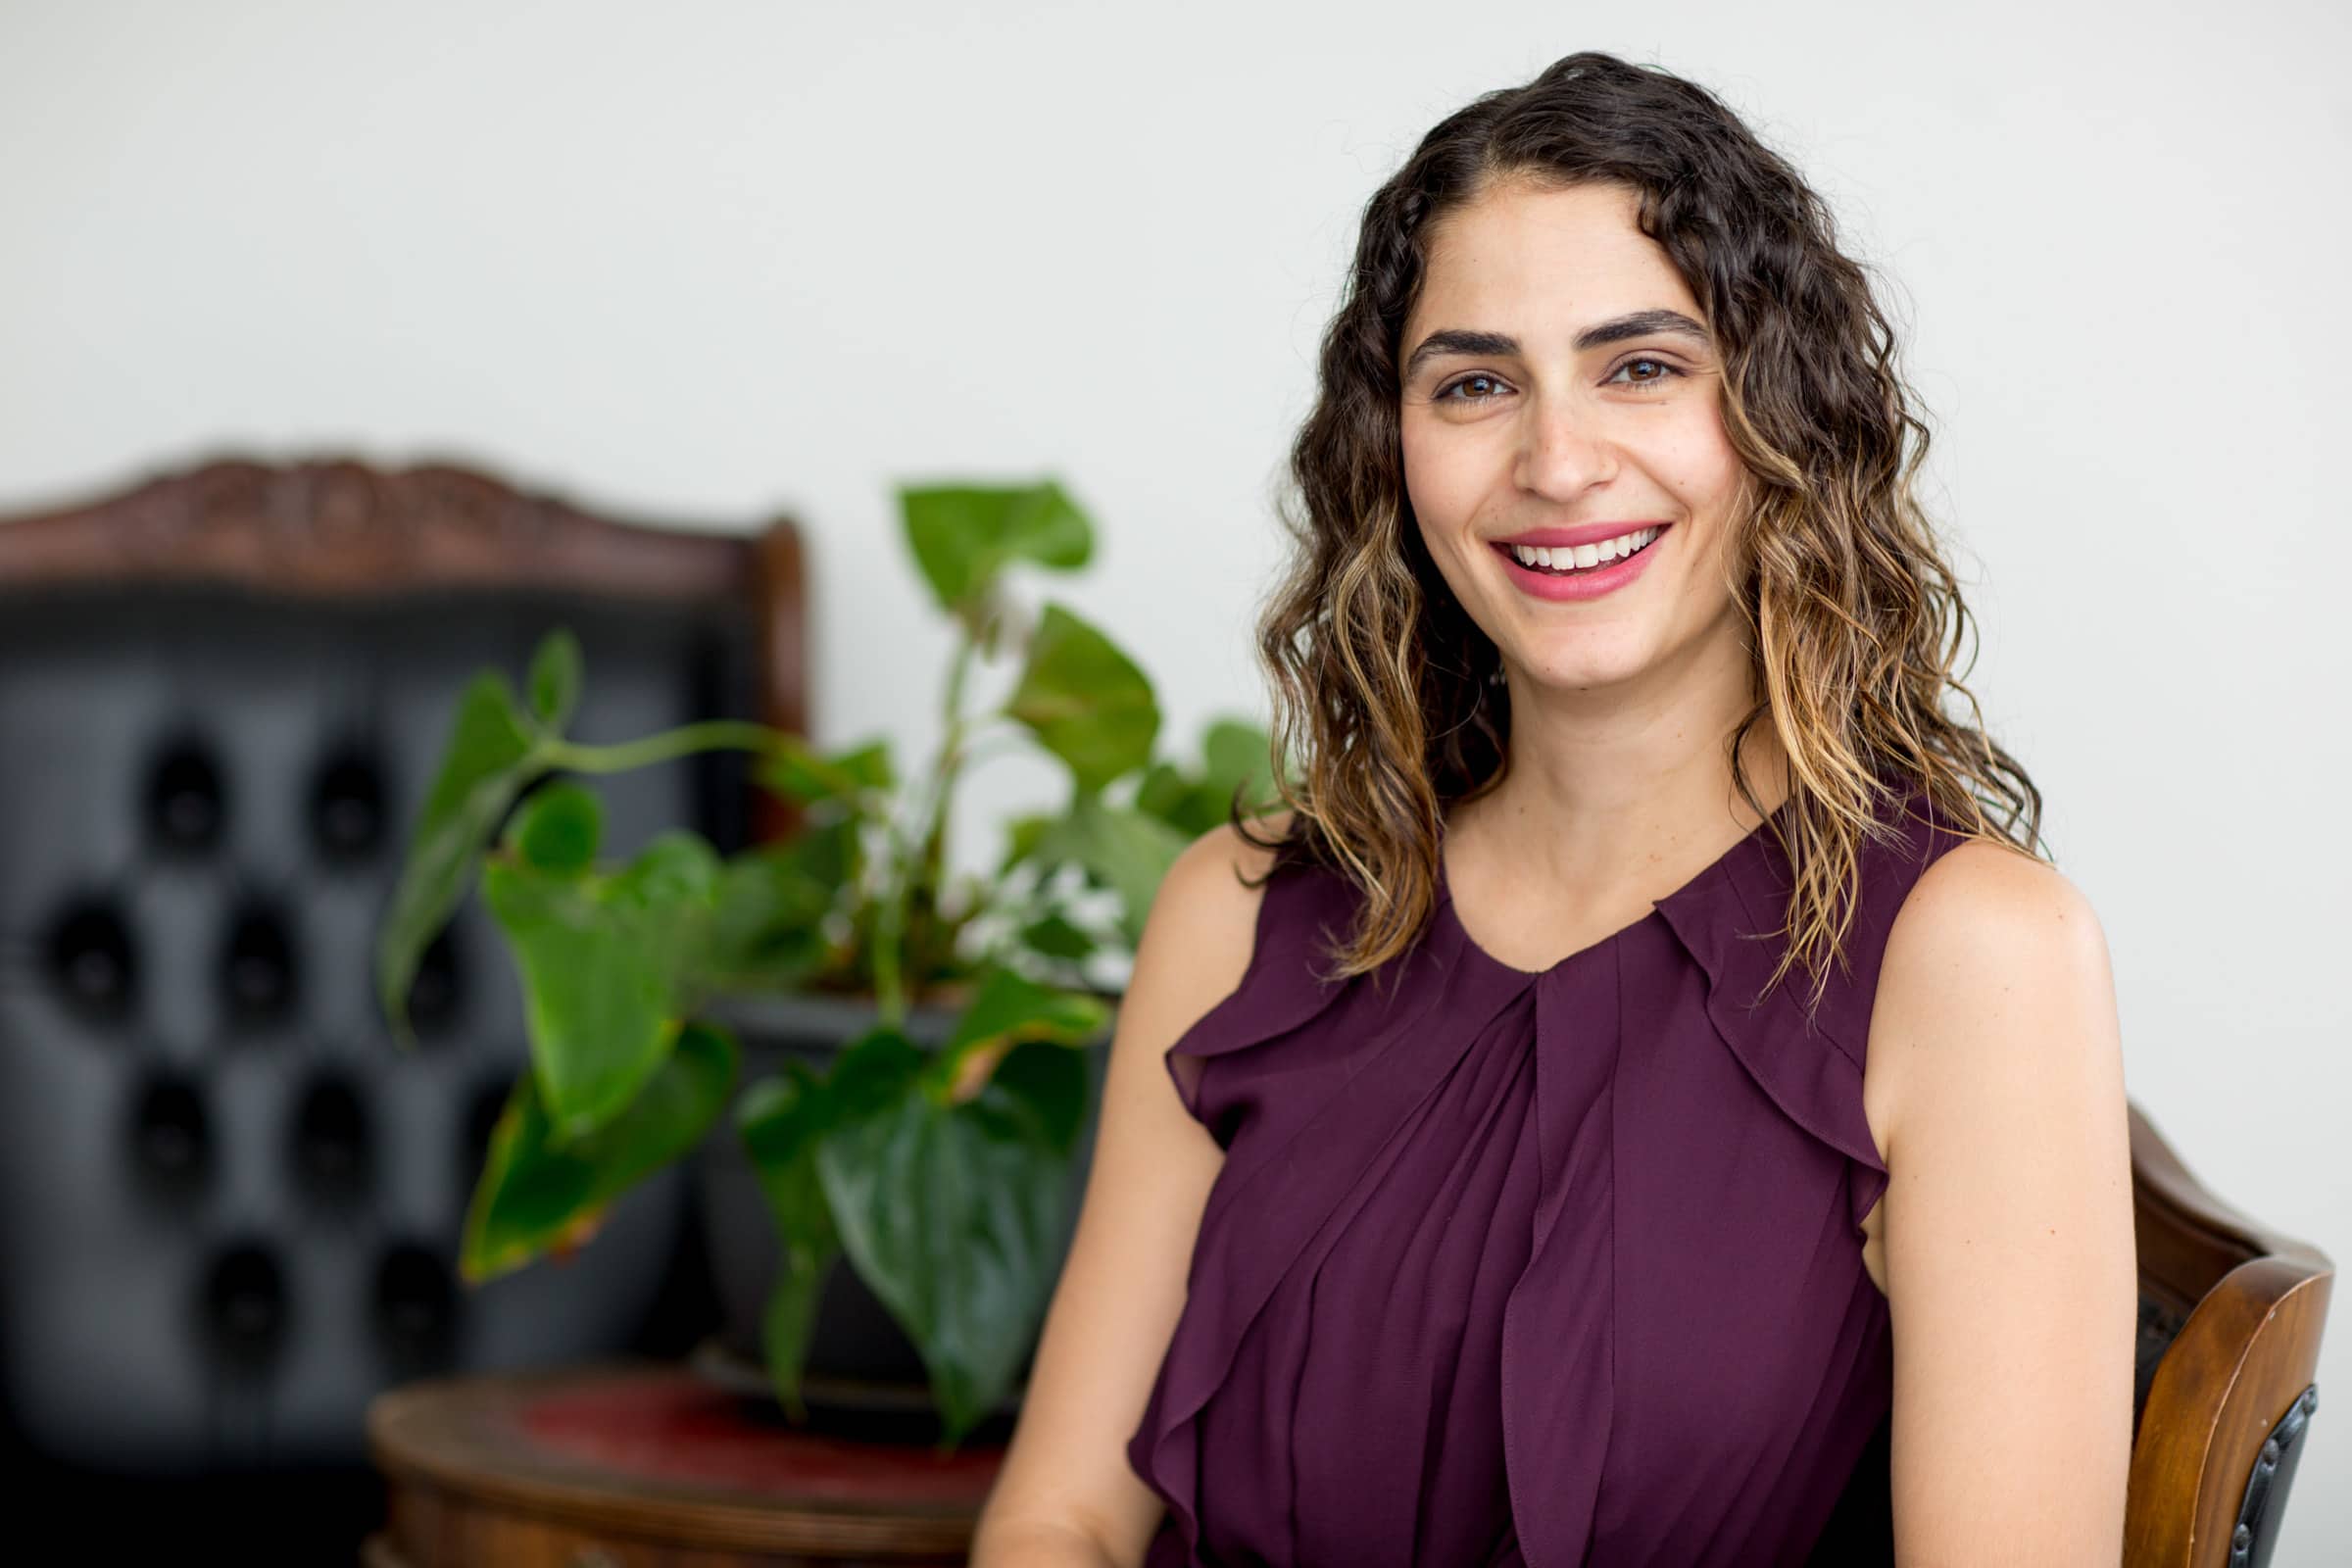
1490, 526, 1667, 575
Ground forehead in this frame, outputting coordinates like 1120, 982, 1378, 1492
1408, 179, 1695, 330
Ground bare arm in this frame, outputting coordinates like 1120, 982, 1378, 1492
1874, 841, 2136, 1566
968, 816, 1287, 1568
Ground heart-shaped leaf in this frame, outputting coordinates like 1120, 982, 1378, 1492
1004, 604, 1158, 794
461, 1020, 737, 1283
376, 671, 545, 1045
902, 480, 1093, 617
926, 965, 1110, 1102
482, 830, 722, 1138
816, 1034, 1089, 1449
525, 628, 584, 731
507, 779, 602, 875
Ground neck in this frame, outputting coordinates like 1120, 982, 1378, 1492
1453, 647, 1789, 908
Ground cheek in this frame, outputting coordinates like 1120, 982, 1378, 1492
1656, 399, 1747, 505
1403, 464, 1489, 609
1400, 422, 1484, 534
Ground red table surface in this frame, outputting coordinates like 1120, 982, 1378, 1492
513, 1372, 1005, 1506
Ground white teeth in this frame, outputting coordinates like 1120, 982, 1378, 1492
1507, 527, 1657, 571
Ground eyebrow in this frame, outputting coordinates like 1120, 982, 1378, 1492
1401, 309, 1712, 380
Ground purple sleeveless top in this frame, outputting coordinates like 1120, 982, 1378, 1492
1124, 787, 1974, 1566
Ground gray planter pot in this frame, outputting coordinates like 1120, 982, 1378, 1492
692, 989, 1110, 1444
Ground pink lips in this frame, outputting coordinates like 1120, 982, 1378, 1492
1494, 518, 1675, 550
1490, 525, 1669, 602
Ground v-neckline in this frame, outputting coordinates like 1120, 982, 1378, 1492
1436, 795, 1791, 980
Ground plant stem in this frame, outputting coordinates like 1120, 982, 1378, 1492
917, 664, 972, 886
872, 615, 993, 1029
545, 720, 780, 774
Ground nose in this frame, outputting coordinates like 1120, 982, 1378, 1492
1511, 388, 1620, 501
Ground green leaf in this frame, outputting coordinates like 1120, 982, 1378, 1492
815, 1034, 1088, 1449
740, 1061, 845, 1250
925, 966, 1110, 1098
738, 1059, 848, 1423
762, 1250, 835, 1425
461, 1020, 738, 1282
989, 1034, 1093, 1158
1130, 719, 1280, 839
505, 780, 602, 875
759, 734, 895, 808
1201, 718, 1274, 808
375, 671, 545, 1044
902, 480, 1093, 616
1004, 604, 1159, 794
1131, 760, 1193, 820
995, 811, 1058, 877
482, 830, 722, 1138
829, 739, 895, 792
823, 1023, 930, 1122
606, 830, 723, 912
525, 628, 584, 731
1029, 795, 1192, 948
1017, 911, 1096, 961
704, 818, 860, 991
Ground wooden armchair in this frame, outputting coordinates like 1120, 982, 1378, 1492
2126, 1102, 2330, 1566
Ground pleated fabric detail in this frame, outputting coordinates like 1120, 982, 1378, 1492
1127, 787, 1974, 1566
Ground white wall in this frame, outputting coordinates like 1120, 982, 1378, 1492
4, 0, 2346, 1556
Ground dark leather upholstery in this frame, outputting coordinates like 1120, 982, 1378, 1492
0, 582, 755, 1473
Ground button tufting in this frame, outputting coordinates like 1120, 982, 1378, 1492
130, 1074, 211, 1195
201, 1243, 289, 1369
146, 740, 226, 854
407, 925, 465, 1034
47, 898, 136, 1022
221, 902, 298, 1022
309, 751, 385, 860
291, 1075, 370, 1200
374, 1243, 458, 1371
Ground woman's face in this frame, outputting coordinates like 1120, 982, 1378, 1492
1399, 177, 1751, 697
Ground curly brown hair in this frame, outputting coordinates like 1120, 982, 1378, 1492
1232, 49, 2046, 1020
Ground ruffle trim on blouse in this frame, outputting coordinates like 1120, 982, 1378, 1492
1138, 857, 1507, 1563
1156, 856, 1359, 1128
1651, 785, 1975, 1235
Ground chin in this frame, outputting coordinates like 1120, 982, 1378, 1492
1513, 654, 1651, 693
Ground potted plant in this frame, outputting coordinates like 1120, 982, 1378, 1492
373, 478, 1281, 1450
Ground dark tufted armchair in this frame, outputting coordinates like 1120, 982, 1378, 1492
0, 456, 807, 1548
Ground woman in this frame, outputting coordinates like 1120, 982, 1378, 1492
971, 50, 2134, 1568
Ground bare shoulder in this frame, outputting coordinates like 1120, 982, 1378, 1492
1888, 836, 2107, 991
1874, 835, 2121, 1152
1107, 808, 1299, 1133
1138, 808, 1297, 990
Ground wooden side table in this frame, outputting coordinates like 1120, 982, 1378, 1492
366, 1362, 1007, 1567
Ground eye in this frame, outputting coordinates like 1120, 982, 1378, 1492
1433, 372, 1511, 405
1609, 357, 1684, 392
